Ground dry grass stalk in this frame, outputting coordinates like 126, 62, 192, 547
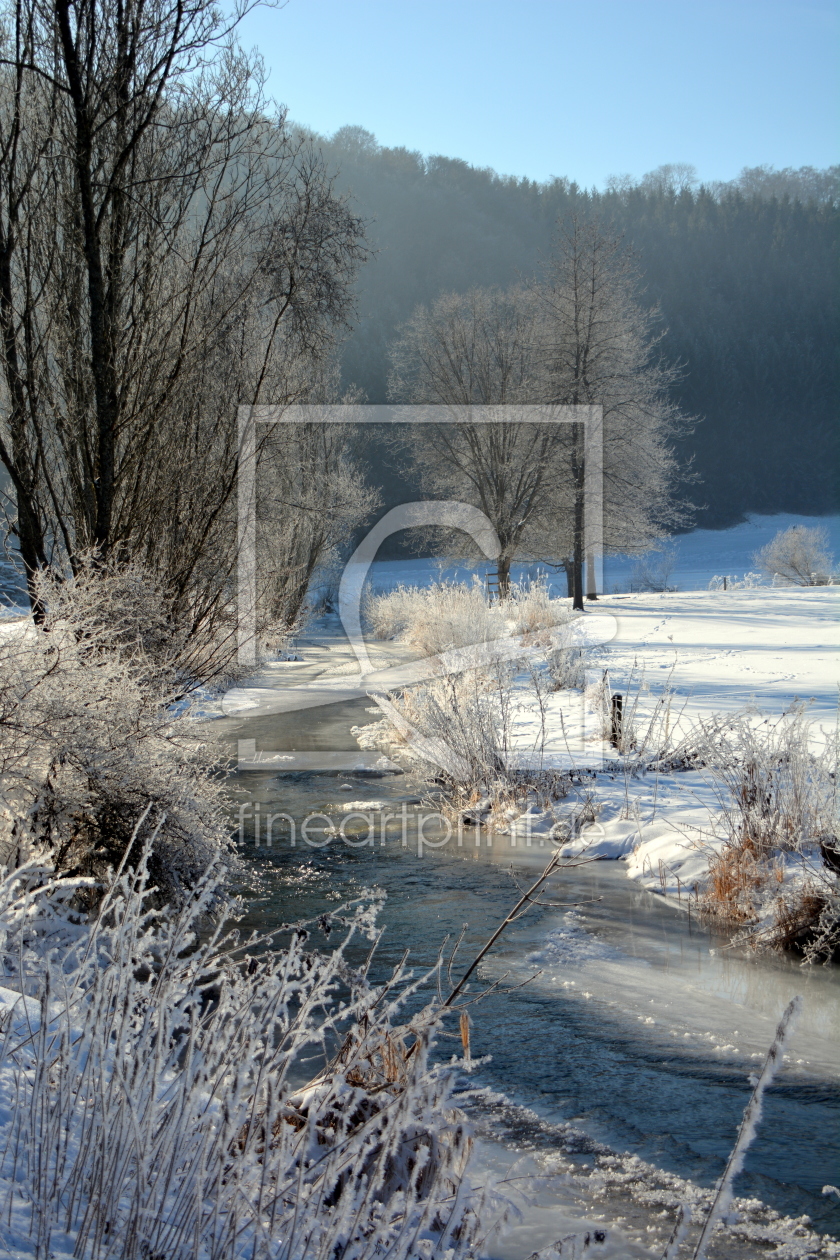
703, 838, 784, 925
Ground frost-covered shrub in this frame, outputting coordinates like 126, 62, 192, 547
697, 705, 837, 857
364, 578, 494, 655
0, 558, 232, 904
707, 571, 763, 591
364, 581, 587, 806
546, 619, 587, 691
765, 879, 840, 962
696, 705, 839, 959
0, 848, 486, 1259
363, 578, 569, 658
364, 580, 579, 790
382, 663, 515, 789
752, 524, 835, 586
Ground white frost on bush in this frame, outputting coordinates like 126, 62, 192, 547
0, 849, 492, 1259
753, 525, 835, 587
0, 557, 233, 903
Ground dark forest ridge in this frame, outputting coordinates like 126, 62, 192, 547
307, 125, 838, 529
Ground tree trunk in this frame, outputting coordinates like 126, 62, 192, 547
563, 558, 574, 598
571, 427, 585, 612
586, 552, 598, 600
497, 553, 512, 598
56, 0, 119, 553
0, 231, 49, 619
572, 543, 584, 612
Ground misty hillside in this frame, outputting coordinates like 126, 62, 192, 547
312, 127, 838, 529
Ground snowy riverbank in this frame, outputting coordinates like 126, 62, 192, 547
350, 582, 837, 915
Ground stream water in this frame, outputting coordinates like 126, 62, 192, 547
211, 625, 840, 1258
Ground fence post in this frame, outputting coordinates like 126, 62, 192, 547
610, 693, 623, 749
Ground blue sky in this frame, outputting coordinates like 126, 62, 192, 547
236, 0, 838, 187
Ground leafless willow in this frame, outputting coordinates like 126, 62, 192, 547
0, 0, 368, 660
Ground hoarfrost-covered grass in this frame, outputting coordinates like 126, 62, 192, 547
360, 579, 587, 816
363, 578, 571, 658
0, 844, 492, 1259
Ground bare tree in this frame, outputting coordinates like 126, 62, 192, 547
388, 288, 568, 595
534, 216, 692, 607
638, 163, 699, 196
725, 164, 840, 207
0, 0, 366, 661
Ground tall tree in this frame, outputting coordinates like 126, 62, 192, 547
387, 228, 690, 604
534, 217, 691, 606
0, 0, 366, 648
388, 287, 566, 595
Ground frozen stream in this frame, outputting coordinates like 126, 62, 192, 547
212, 625, 840, 1258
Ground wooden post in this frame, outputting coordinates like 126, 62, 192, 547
610, 693, 623, 749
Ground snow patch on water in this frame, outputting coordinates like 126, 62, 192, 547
527, 910, 632, 969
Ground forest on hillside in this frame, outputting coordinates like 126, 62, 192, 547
311, 127, 838, 530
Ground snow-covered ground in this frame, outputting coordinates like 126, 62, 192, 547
601, 586, 837, 723
496, 583, 838, 894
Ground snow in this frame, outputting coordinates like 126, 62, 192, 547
0, 985, 40, 1024
601, 586, 838, 726
623, 815, 713, 884
497, 583, 838, 930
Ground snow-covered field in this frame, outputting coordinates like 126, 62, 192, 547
495, 580, 837, 849
496, 583, 838, 900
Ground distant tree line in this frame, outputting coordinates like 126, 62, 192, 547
309, 127, 838, 529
